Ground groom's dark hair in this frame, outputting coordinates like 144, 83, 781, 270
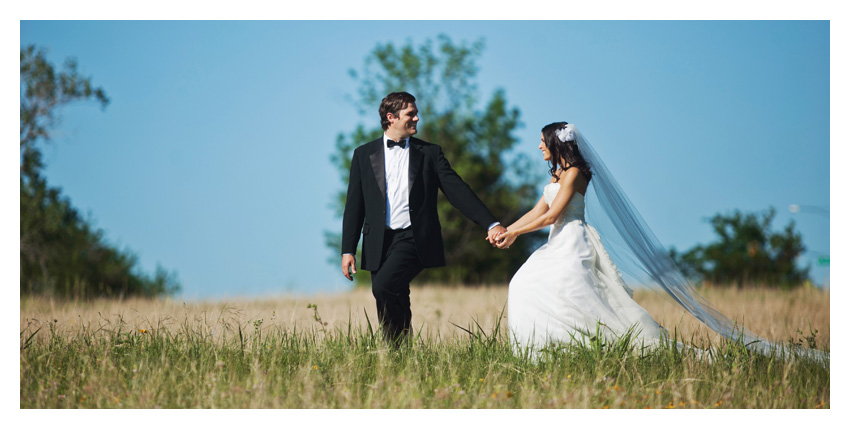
379, 92, 416, 130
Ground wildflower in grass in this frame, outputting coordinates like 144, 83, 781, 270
715, 400, 723, 407
313, 365, 318, 370
603, 405, 610, 409
678, 401, 685, 407
140, 329, 147, 334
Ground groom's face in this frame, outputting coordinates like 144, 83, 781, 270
387, 102, 419, 138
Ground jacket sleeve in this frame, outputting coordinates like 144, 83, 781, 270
433, 145, 498, 229
341, 150, 365, 255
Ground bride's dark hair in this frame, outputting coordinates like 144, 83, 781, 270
542, 121, 592, 182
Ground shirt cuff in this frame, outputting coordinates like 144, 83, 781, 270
487, 222, 501, 231
342, 253, 354, 256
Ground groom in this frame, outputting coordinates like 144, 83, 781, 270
341, 91, 506, 343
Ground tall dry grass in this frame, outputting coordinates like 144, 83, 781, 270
20, 285, 829, 348
20, 285, 829, 409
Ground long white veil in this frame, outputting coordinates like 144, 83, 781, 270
567, 124, 827, 363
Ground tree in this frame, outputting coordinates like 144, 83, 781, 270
20, 45, 180, 299
669, 207, 809, 288
328, 35, 545, 285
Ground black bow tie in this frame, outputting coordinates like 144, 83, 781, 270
387, 139, 406, 149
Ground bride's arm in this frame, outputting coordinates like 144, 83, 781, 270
507, 195, 548, 231
496, 169, 580, 248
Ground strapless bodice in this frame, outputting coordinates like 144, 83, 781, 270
544, 183, 585, 225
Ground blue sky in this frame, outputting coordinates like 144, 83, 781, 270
19, 20, 830, 299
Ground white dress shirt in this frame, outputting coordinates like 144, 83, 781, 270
384, 134, 411, 229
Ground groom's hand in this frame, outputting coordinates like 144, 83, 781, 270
341, 254, 356, 281
486, 225, 507, 247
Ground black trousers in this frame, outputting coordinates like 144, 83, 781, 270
371, 227, 424, 343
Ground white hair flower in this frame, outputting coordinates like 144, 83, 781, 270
556, 126, 575, 143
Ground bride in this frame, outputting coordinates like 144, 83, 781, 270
493, 122, 826, 362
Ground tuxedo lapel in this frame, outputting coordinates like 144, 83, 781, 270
407, 139, 423, 194
368, 141, 386, 197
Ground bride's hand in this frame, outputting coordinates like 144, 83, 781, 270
496, 230, 517, 249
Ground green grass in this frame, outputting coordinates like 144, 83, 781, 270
20, 308, 829, 409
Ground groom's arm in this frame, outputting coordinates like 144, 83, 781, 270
341, 150, 365, 273
432, 145, 500, 231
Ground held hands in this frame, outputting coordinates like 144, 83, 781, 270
495, 230, 517, 249
485, 224, 517, 249
486, 225, 507, 247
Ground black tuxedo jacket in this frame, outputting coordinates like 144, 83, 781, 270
341, 137, 498, 271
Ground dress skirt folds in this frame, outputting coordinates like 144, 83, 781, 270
507, 183, 667, 352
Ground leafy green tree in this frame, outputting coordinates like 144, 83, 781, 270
20, 45, 180, 299
328, 35, 545, 285
670, 207, 809, 288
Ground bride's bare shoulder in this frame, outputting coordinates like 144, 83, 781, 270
555, 168, 588, 194
556, 167, 580, 183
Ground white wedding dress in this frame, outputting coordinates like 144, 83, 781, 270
507, 182, 668, 352
503, 124, 826, 364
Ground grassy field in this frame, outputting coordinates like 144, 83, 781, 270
20, 285, 829, 408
